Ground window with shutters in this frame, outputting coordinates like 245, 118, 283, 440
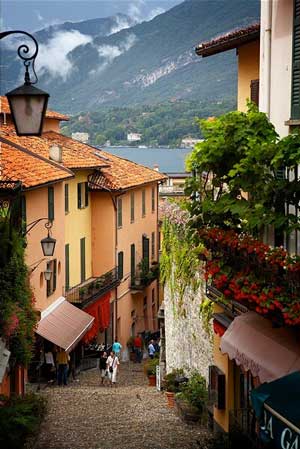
209, 365, 226, 410
48, 186, 54, 221
117, 198, 122, 227
142, 235, 150, 271
151, 187, 155, 212
65, 184, 69, 214
291, 0, 300, 119
118, 251, 124, 280
65, 244, 70, 290
130, 192, 135, 223
250, 79, 259, 106
151, 231, 155, 258
142, 189, 146, 217
130, 244, 135, 281
80, 238, 86, 283
46, 259, 57, 297
77, 182, 88, 209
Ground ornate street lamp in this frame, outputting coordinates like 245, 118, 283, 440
43, 267, 52, 281
0, 30, 49, 136
25, 219, 56, 257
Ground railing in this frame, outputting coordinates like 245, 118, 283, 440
63, 267, 119, 308
206, 285, 249, 317
130, 262, 159, 291
229, 408, 260, 449
159, 185, 185, 196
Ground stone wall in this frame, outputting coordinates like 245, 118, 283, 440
164, 278, 213, 382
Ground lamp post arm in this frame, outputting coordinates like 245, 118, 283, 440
0, 30, 39, 84
29, 257, 48, 274
24, 218, 52, 236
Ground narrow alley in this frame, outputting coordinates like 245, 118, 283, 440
33, 363, 208, 449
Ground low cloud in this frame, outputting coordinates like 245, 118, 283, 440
93, 33, 137, 74
128, 0, 165, 24
36, 30, 92, 81
109, 15, 132, 35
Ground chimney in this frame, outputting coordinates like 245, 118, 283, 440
153, 164, 159, 172
49, 144, 62, 163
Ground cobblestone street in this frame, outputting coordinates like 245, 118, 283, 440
33, 362, 208, 449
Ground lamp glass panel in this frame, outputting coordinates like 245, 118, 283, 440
44, 269, 52, 281
9, 95, 46, 135
41, 238, 56, 257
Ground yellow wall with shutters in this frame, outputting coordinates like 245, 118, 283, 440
64, 171, 92, 289
237, 40, 260, 112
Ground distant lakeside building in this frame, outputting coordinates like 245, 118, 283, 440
71, 132, 89, 143
180, 137, 203, 148
127, 132, 142, 142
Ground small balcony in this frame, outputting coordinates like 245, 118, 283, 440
130, 260, 159, 293
63, 267, 119, 308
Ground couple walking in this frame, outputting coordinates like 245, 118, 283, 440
99, 342, 121, 386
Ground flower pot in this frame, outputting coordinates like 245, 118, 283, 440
148, 374, 156, 387
166, 391, 175, 408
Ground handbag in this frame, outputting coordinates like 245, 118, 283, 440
109, 357, 115, 373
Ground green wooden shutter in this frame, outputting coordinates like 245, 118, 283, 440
152, 187, 155, 212
77, 183, 82, 209
142, 235, 150, 271
130, 192, 135, 222
250, 79, 259, 106
130, 244, 135, 279
48, 186, 54, 221
46, 261, 51, 297
117, 198, 122, 227
65, 244, 70, 290
118, 251, 124, 280
291, 0, 300, 118
53, 259, 57, 292
142, 190, 146, 216
85, 182, 89, 207
151, 232, 155, 258
80, 238, 86, 282
64, 184, 69, 213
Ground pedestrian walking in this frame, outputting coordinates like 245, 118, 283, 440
112, 338, 122, 358
56, 347, 70, 386
106, 351, 120, 386
133, 334, 143, 363
148, 340, 156, 359
44, 350, 55, 382
99, 351, 108, 385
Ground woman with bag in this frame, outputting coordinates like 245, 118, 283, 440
106, 351, 120, 387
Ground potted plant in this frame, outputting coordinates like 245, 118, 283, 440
79, 287, 86, 299
175, 371, 208, 423
144, 356, 159, 386
164, 368, 185, 408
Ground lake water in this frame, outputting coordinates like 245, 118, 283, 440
103, 146, 192, 173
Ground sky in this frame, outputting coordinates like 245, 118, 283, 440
2, 0, 182, 31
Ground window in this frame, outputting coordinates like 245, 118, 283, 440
65, 244, 70, 290
291, 0, 300, 118
142, 235, 150, 272
208, 365, 226, 410
130, 244, 135, 280
118, 251, 124, 280
130, 192, 135, 223
77, 182, 88, 209
151, 288, 155, 305
142, 189, 146, 217
117, 198, 122, 228
64, 184, 69, 214
48, 186, 54, 221
151, 231, 155, 259
46, 259, 57, 297
80, 238, 86, 283
151, 187, 155, 212
250, 79, 259, 106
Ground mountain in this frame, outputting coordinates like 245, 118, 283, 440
1, 0, 260, 113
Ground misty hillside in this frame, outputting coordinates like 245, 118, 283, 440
1, 0, 260, 113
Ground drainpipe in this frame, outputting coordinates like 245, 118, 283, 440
260, 0, 272, 117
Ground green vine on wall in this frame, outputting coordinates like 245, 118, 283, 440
160, 201, 213, 332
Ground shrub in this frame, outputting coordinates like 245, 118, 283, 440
164, 368, 185, 393
144, 356, 159, 376
0, 393, 47, 449
179, 371, 208, 411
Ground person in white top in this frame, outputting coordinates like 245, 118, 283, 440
106, 351, 120, 386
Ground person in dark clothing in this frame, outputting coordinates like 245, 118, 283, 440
99, 351, 108, 385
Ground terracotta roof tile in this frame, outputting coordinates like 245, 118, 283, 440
1, 126, 108, 170
0, 140, 73, 189
90, 148, 168, 191
0, 96, 69, 121
195, 22, 260, 57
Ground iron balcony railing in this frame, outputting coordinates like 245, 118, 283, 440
63, 267, 119, 308
130, 262, 159, 291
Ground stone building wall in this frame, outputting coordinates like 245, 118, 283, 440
164, 279, 213, 382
